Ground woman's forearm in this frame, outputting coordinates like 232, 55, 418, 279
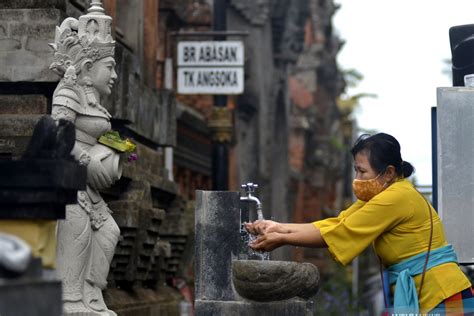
280, 223, 317, 233
280, 225, 327, 248
249, 222, 327, 251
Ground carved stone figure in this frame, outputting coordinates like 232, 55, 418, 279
49, 1, 122, 315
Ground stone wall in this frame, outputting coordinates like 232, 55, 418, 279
0, 3, 62, 158
0, 0, 196, 314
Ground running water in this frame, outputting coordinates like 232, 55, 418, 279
239, 183, 269, 260
240, 226, 270, 261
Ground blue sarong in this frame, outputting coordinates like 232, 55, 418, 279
385, 244, 458, 313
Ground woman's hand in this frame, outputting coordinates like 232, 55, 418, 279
244, 220, 290, 236
249, 232, 285, 251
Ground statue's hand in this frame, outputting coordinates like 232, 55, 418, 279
87, 151, 113, 190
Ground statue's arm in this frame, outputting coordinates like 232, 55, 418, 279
51, 105, 91, 166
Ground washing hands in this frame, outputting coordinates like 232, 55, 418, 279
244, 220, 291, 252
245, 220, 327, 251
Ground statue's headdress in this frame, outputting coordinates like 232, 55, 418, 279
49, 0, 115, 76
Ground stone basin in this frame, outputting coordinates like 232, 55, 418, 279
232, 260, 320, 302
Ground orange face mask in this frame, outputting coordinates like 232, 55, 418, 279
352, 174, 386, 202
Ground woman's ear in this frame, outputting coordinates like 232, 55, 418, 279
384, 165, 397, 182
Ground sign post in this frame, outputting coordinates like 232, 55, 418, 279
175, 1, 246, 190
177, 41, 244, 95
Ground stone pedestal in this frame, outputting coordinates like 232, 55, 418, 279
195, 190, 317, 316
196, 299, 313, 316
0, 259, 62, 316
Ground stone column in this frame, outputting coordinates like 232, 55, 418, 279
195, 190, 240, 305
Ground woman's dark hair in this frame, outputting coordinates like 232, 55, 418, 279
351, 133, 415, 178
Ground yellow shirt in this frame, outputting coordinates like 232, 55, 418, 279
313, 178, 471, 312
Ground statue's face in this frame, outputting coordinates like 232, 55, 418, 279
88, 56, 117, 96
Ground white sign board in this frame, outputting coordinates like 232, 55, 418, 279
178, 41, 244, 66
177, 41, 244, 94
178, 67, 243, 94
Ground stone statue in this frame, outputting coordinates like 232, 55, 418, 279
49, 1, 127, 315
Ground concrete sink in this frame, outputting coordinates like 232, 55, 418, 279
232, 260, 320, 302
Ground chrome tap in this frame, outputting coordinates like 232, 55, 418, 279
240, 183, 263, 220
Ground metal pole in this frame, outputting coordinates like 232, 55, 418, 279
431, 107, 438, 211
211, 0, 229, 190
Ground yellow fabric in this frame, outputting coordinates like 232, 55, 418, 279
0, 219, 57, 269
313, 179, 471, 312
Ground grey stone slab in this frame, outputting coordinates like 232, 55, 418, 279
195, 190, 240, 301
0, 10, 25, 21
0, 114, 42, 137
0, 94, 48, 114
0, 160, 86, 219
437, 87, 474, 263
195, 299, 313, 316
0, 0, 65, 9
0, 9, 63, 82
0, 278, 62, 316
0, 160, 86, 189
0, 38, 21, 50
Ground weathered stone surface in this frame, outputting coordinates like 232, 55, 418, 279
0, 279, 62, 316
195, 190, 240, 302
232, 260, 320, 302
0, 114, 44, 157
195, 299, 314, 316
0, 0, 65, 10
0, 94, 48, 115
103, 286, 181, 316
230, 0, 270, 26
0, 114, 42, 137
0, 9, 63, 82
105, 177, 190, 292
0, 160, 86, 219
0, 38, 21, 51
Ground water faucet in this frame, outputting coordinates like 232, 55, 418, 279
239, 183, 269, 260
240, 183, 263, 220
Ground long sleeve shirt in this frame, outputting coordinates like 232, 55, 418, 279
313, 178, 471, 311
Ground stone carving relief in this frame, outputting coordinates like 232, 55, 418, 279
230, 0, 270, 26
49, 1, 133, 315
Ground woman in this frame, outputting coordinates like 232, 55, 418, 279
246, 133, 472, 314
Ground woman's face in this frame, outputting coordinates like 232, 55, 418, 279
354, 151, 378, 180
88, 56, 117, 96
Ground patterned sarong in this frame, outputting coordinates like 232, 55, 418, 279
430, 287, 474, 315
